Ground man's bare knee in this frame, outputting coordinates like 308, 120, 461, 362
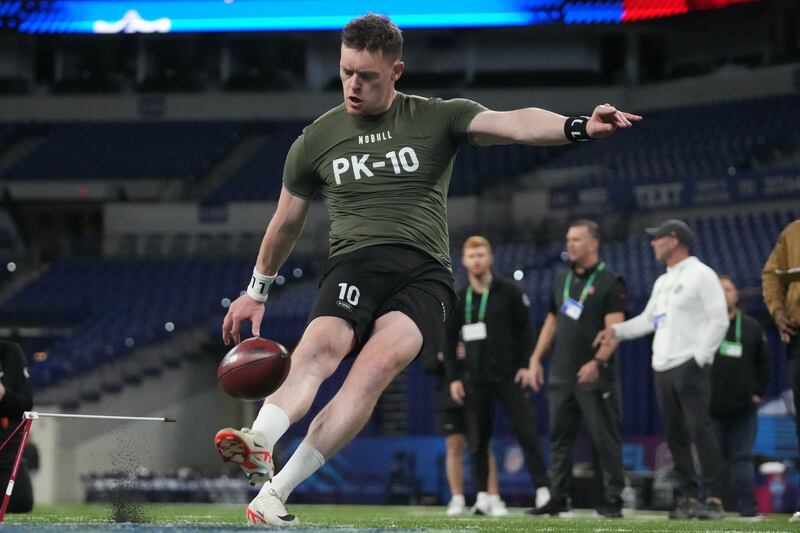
291, 343, 340, 379
446, 434, 466, 455
369, 351, 405, 377
346, 351, 410, 397
292, 317, 354, 378
339, 317, 422, 399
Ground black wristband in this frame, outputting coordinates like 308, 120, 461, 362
564, 116, 592, 143
593, 357, 606, 367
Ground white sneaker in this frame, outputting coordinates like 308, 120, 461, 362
536, 486, 551, 508
446, 495, 466, 516
246, 487, 300, 527
471, 491, 491, 515
790, 511, 800, 523
215, 427, 274, 485
489, 495, 509, 517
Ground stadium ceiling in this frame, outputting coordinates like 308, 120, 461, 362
0, 0, 764, 34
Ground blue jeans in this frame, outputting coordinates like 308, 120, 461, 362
711, 405, 758, 515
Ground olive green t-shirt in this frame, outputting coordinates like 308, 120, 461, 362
283, 92, 486, 270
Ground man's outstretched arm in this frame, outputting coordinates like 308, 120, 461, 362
222, 185, 311, 345
468, 103, 642, 146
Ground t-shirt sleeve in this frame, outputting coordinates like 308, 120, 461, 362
603, 277, 628, 315
282, 133, 320, 199
437, 98, 488, 146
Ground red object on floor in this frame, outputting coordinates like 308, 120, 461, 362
0, 418, 33, 523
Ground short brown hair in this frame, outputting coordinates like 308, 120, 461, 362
569, 219, 601, 241
463, 235, 492, 254
342, 13, 403, 61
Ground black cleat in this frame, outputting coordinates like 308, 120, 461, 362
595, 497, 624, 518
525, 497, 571, 516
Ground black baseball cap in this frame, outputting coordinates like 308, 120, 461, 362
645, 219, 694, 247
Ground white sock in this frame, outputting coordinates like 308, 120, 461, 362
536, 486, 551, 507
489, 494, 503, 505
266, 441, 325, 502
450, 494, 465, 504
252, 403, 290, 450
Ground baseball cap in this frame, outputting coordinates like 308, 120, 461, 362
645, 219, 694, 246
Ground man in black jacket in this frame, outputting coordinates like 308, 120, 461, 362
445, 236, 550, 514
0, 340, 34, 513
527, 220, 627, 517
710, 276, 770, 517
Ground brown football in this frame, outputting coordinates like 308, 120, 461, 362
217, 337, 291, 400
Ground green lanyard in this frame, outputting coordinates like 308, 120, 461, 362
734, 309, 742, 343
465, 284, 490, 324
563, 262, 605, 305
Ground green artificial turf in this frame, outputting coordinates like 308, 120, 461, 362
2, 503, 796, 531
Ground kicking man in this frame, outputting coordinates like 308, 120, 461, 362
216, 13, 641, 526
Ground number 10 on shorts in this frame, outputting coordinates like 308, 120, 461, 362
338, 283, 360, 306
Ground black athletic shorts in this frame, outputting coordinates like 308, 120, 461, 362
435, 377, 466, 435
308, 244, 456, 356
437, 406, 466, 436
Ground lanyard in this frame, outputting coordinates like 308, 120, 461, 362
563, 262, 605, 305
465, 283, 490, 324
734, 309, 741, 343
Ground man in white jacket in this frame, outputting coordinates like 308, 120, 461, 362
594, 219, 729, 520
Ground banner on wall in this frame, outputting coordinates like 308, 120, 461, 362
549, 167, 800, 212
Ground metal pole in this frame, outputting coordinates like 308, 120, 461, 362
24, 412, 175, 423
0, 418, 33, 523
0, 412, 176, 523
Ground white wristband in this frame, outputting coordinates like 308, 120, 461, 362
247, 268, 276, 303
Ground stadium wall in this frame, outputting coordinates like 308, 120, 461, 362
101, 199, 478, 257
30, 356, 245, 504
103, 202, 330, 256
100, 195, 800, 257
0, 63, 796, 122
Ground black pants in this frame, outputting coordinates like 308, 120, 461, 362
0, 463, 33, 513
465, 380, 549, 492
788, 336, 800, 453
654, 358, 722, 501
548, 383, 625, 504
712, 406, 758, 515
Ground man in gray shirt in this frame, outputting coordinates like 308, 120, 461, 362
528, 220, 626, 517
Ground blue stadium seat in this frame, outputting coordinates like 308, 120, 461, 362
2, 95, 798, 202
0, 122, 241, 182
1, 258, 317, 387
